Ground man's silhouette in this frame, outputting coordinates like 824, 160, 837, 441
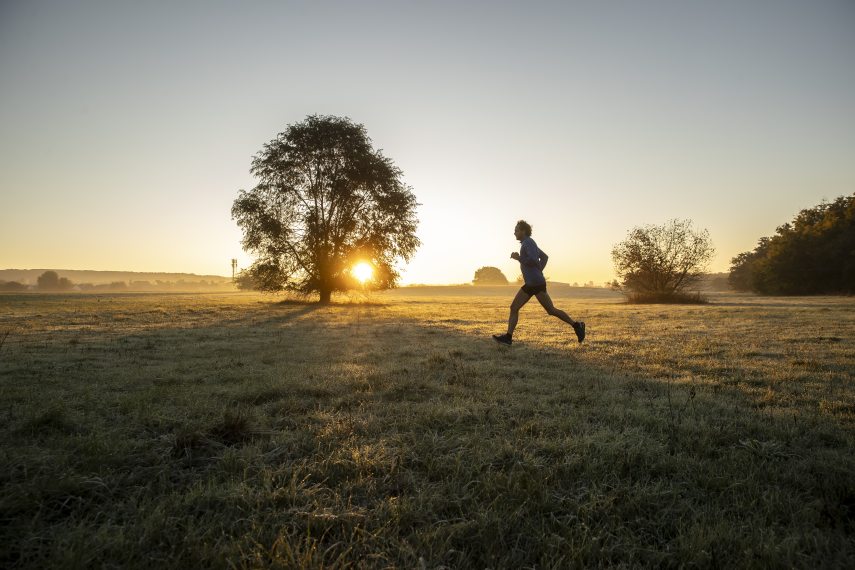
493, 220, 585, 345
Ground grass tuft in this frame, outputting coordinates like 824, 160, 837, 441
209, 409, 257, 446
170, 427, 215, 458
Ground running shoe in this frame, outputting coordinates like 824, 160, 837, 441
492, 333, 513, 346
573, 321, 586, 343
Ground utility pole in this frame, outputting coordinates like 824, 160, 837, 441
231, 258, 237, 282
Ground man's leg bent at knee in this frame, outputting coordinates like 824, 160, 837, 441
535, 291, 576, 325
535, 291, 586, 343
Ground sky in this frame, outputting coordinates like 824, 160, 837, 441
1, 0, 853, 285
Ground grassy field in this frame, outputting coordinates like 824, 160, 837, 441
1, 289, 854, 568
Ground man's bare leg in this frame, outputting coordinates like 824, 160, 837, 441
536, 291, 586, 342
534, 291, 576, 325
507, 289, 532, 336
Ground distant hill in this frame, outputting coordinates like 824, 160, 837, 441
0, 269, 233, 291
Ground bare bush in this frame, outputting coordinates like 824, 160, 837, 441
612, 219, 714, 303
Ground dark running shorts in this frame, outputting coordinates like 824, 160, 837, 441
521, 283, 547, 296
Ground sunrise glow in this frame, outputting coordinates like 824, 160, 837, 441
352, 262, 373, 284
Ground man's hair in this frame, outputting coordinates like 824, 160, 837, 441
516, 220, 532, 237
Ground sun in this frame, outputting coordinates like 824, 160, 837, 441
351, 262, 374, 284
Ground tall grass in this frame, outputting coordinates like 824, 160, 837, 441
0, 291, 853, 568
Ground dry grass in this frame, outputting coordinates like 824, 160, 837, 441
1, 289, 853, 568
622, 290, 709, 304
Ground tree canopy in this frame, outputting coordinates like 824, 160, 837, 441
472, 266, 509, 285
37, 271, 73, 291
232, 115, 420, 303
729, 193, 855, 295
612, 219, 714, 301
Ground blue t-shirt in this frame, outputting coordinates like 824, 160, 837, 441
518, 236, 548, 286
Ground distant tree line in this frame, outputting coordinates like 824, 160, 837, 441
0, 271, 240, 292
0, 281, 27, 291
1, 271, 77, 291
729, 194, 854, 295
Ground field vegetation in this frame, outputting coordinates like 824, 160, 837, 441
1, 289, 853, 568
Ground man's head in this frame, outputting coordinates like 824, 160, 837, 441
514, 220, 532, 240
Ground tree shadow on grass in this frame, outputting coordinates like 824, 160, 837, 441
254, 304, 320, 326
275, 298, 387, 306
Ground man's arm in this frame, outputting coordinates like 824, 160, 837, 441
539, 249, 548, 270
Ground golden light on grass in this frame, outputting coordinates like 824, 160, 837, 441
351, 262, 373, 284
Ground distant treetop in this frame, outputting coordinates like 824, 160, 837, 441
36, 271, 73, 291
473, 266, 509, 285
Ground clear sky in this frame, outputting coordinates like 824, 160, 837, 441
2, 0, 853, 285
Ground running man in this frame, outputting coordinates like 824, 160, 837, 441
493, 220, 585, 345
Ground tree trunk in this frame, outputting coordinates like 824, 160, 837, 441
318, 289, 331, 304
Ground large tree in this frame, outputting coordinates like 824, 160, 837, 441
612, 219, 715, 301
232, 115, 420, 303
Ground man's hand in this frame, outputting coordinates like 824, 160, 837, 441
510, 252, 520, 261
